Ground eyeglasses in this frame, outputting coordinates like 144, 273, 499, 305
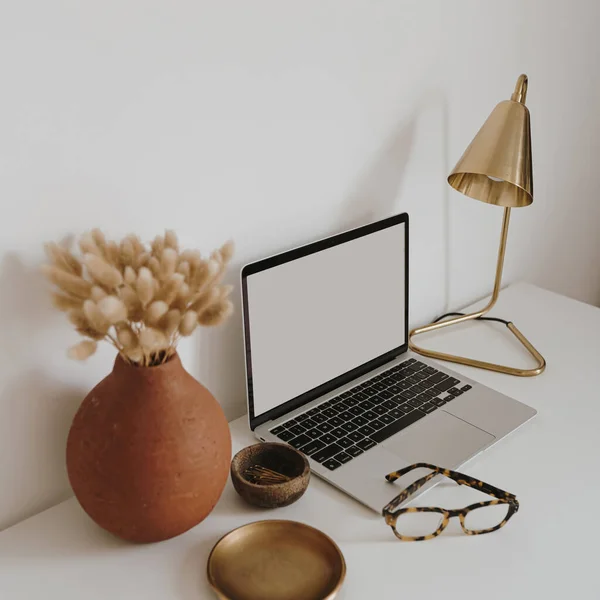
382, 462, 519, 541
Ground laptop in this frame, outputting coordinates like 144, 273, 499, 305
241, 213, 536, 512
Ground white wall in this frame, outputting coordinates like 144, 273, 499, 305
1, 0, 599, 530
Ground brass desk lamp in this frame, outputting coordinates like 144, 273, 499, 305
408, 74, 546, 377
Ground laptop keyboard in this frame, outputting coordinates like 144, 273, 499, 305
270, 358, 472, 471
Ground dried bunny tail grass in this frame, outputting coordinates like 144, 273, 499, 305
79, 232, 103, 256
171, 283, 191, 312
91, 286, 107, 302
91, 229, 108, 254
44, 243, 82, 276
120, 238, 135, 266
218, 284, 234, 300
156, 273, 184, 305
160, 248, 177, 279
151, 235, 165, 257
190, 287, 219, 314
145, 300, 169, 325
116, 324, 138, 350
51, 292, 82, 312
119, 285, 143, 321
219, 240, 235, 264
68, 340, 97, 360
148, 256, 161, 278
176, 260, 190, 278
68, 309, 90, 330
179, 310, 199, 336
124, 266, 137, 285
134, 251, 151, 270
83, 299, 111, 334
42, 265, 92, 300
126, 234, 145, 256
98, 296, 128, 325
136, 267, 155, 307
105, 241, 121, 268
198, 299, 233, 327
84, 253, 123, 289
76, 327, 105, 341
191, 258, 219, 292
164, 230, 179, 251
161, 309, 181, 336
139, 327, 168, 352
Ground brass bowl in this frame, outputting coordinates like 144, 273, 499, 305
230, 443, 310, 508
207, 520, 346, 600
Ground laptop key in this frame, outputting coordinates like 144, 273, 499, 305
270, 425, 286, 435
289, 434, 312, 449
322, 459, 342, 471
312, 413, 327, 424
428, 372, 448, 384
357, 438, 377, 451
370, 410, 426, 443
358, 400, 375, 410
388, 408, 403, 419
288, 424, 306, 436
373, 382, 387, 391
305, 427, 322, 439
362, 410, 377, 420
277, 430, 295, 442
335, 452, 353, 465
320, 433, 337, 445
413, 361, 427, 370
331, 427, 346, 438
379, 413, 394, 425
357, 425, 376, 436
388, 385, 401, 394
363, 387, 378, 397
420, 402, 437, 414
423, 366, 436, 375
432, 397, 447, 407
348, 406, 364, 417
372, 405, 387, 415
299, 439, 326, 456
353, 391, 368, 401
328, 416, 343, 427
301, 418, 318, 429
337, 437, 354, 449
369, 418, 385, 430
322, 408, 337, 418
306, 407, 321, 417
347, 431, 364, 443
344, 397, 360, 407
338, 411, 354, 421
312, 443, 344, 463
346, 445, 364, 458
447, 388, 460, 396
435, 378, 459, 393
407, 398, 423, 408
316, 422, 334, 434
341, 421, 358, 432
461, 384, 472, 392
382, 400, 397, 410
378, 390, 393, 399
400, 389, 417, 399
397, 403, 413, 414
352, 415, 368, 427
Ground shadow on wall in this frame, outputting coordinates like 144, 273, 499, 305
0, 254, 86, 531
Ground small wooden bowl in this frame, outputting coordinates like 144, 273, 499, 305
230, 443, 310, 508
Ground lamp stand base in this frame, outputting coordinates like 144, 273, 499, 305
408, 207, 546, 377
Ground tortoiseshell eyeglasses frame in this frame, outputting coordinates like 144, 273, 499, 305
382, 462, 519, 541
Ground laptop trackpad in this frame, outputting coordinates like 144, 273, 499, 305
381, 410, 495, 467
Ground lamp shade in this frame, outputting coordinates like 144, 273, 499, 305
448, 75, 533, 208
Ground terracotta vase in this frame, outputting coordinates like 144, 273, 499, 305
66, 353, 231, 543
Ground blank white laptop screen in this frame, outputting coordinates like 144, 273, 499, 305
244, 219, 406, 419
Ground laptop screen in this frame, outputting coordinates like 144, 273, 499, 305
242, 214, 408, 427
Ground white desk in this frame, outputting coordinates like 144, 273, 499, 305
1, 283, 599, 599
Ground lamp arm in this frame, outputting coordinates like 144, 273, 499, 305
409, 207, 511, 337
